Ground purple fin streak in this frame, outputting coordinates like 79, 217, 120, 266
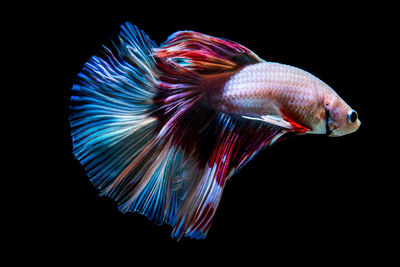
70, 22, 289, 240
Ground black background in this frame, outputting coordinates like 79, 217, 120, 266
42, 0, 390, 263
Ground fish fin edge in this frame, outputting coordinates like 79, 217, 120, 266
155, 31, 263, 75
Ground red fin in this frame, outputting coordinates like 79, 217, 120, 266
155, 31, 263, 74
150, 32, 286, 239
280, 109, 310, 134
169, 114, 287, 240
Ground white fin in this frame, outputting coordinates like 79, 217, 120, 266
242, 115, 292, 129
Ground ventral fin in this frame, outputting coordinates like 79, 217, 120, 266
242, 113, 310, 134
242, 115, 292, 129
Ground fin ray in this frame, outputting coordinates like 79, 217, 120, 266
168, 113, 287, 240
71, 23, 292, 240
155, 31, 263, 74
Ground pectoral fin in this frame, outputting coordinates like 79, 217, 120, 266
242, 112, 310, 134
242, 115, 292, 129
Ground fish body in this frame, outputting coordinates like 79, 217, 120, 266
203, 62, 360, 136
70, 23, 360, 240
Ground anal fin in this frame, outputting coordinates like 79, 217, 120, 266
169, 113, 287, 240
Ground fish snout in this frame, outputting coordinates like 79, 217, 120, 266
329, 110, 361, 137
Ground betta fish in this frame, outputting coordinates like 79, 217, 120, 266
70, 22, 360, 240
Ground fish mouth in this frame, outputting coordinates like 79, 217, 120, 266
325, 108, 332, 136
328, 119, 361, 137
328, 131, 340, 137
325, 123, 332, 136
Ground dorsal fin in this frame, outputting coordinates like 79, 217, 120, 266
155, 31, 263, 74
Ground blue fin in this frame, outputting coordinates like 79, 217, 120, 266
71, 23, 289, 240
70, 22, 160, 209
70, 23, 205, 231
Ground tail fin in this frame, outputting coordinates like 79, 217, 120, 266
70, 23, 286, 240
70, 22, 158, 192
70, 22, 202, 230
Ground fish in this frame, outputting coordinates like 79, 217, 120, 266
70, 22, 361, 240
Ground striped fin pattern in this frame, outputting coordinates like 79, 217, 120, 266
70, 23, 159, 194
71, 23, 289, 240
170, 114, 286, 239
155, 31, 263, 74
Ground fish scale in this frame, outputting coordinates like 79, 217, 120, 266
220, 62, 317, 124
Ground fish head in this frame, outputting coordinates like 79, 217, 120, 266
323, 94, 361, 137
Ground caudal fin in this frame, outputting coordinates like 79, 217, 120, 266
71, 23, 287, 240
70, 22, 160, 213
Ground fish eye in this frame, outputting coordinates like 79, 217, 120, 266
347, 110, 358, 123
